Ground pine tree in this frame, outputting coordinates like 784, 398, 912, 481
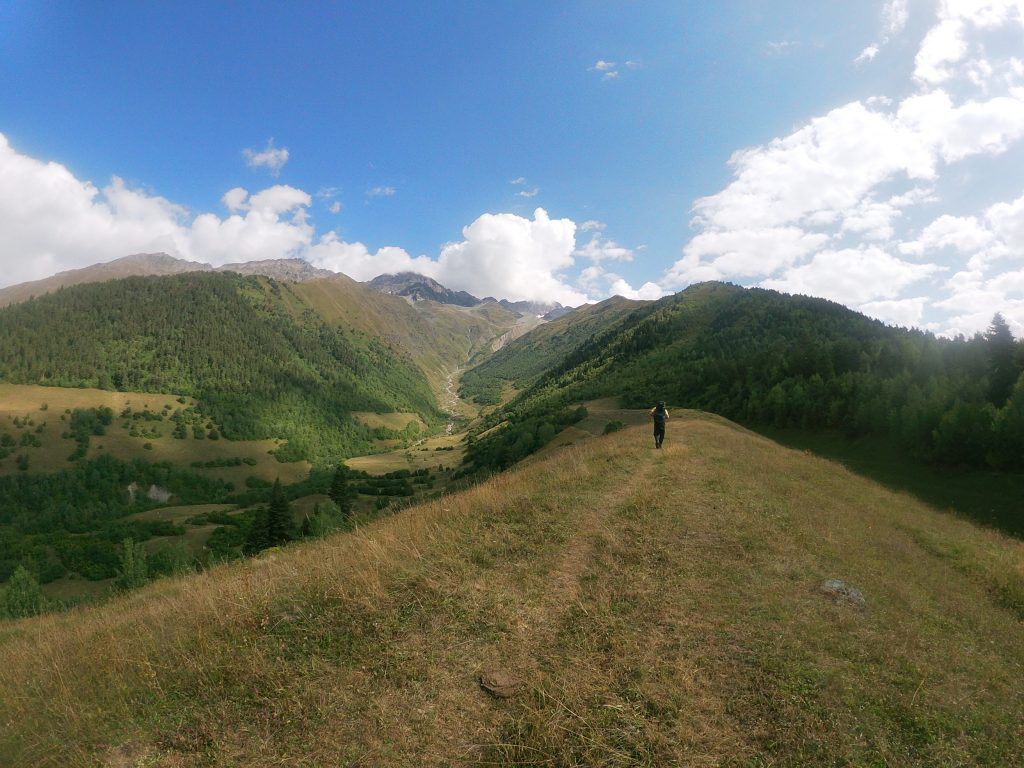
1, 565, 46, 618
986, 313, 1019, 407
265, 479, 293, 546
116, 537, 149, 591
329, 465, 354, 517
243, 507, 271, 555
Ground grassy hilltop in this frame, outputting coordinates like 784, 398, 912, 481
1, 415, 1021, 766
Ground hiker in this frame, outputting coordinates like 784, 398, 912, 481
650, 401, 669, 448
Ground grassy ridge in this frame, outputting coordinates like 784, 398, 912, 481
1, 415, 1021, 765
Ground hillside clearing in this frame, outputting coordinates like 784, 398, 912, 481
0, 383, 309, 483
0, 416, 1022, 765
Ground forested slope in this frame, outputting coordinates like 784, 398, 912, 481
294, 274, 521, 394
0, 273, 440, 463
473, 282, 1024, 471
459, 295, 645, 404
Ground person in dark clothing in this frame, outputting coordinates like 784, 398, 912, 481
650, 401, 669, 448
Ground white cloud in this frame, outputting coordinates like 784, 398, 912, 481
856, 0, 909, 63
589, 59, 630, 80
579, 219, 605, 232
761, 247, 943, 305
310, 209, 593, 305
518, 187, 540, 198
883, 0, 910, 36
0, 135, 595, 306
986, 191, 1024, 250
916, 19, 968, 83
666, 0, 1024, 335
328, 201, 342, 214
666, 227, 830, 287
859, 296, 929, 327
243, 139, 289, 177
577, 265, 665, 301
765, 41, 798, 56
841, 199, 902, 241
900, 213, 994, 255
431, 208, 586, 304
855, 45, 880, 64
367, 185, 396, 197
573, 234, 634, 263
509, 177, 527, 185
222, 187, 248, 213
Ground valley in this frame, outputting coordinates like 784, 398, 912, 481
0, 266, 1021, 766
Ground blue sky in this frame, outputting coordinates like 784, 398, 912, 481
2, 1, 1023, 335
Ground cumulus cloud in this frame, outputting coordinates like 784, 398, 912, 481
761, 247, 943, 306
517, 187, 540, 198
573, 234, 635, 263
0, 135, 598, 306
577, 265, 666, 301
243, 139, 289, 176
666, 227, 830, 287
663, 0, 1024, 334
859, 296, 929, 327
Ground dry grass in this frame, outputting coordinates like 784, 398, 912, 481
352, 412, 426, 432
0, 415, 1022, 766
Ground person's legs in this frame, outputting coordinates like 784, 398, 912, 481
654, 424, 664, 448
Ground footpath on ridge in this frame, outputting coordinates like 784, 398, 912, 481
1, 414, 1022, 767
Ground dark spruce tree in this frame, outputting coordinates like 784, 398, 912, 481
265, 479, 294, 546
328, 465, 354, 517
243, 507, 271, 555
987, 313, 1020, 407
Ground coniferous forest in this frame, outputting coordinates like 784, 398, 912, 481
0, 273, 440, 464
470, 282, 1024, 472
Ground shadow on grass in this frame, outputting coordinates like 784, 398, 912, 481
753, 426, 1024, 540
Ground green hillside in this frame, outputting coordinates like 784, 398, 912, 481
1, 417, 1021, 766
480, 283, 1024, 476
293, 274, 522, 396
0, 272, 442, 464
460, 295, 645, 404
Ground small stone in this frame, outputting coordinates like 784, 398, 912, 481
820, 579, 866, 607
479, 668, 519, 698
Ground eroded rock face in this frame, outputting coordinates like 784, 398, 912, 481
820, 579, 866, 607
479, 668, 520, 699
147, 485, 172, 503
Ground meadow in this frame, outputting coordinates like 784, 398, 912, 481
1, 415, 1020, 766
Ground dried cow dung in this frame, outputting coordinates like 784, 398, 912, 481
479, 668, 519, 698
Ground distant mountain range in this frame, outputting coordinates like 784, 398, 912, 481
364, 271, 570, 318
367, 272, 480, 307
0, 253, 334, 308
0, 255, 571, 319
